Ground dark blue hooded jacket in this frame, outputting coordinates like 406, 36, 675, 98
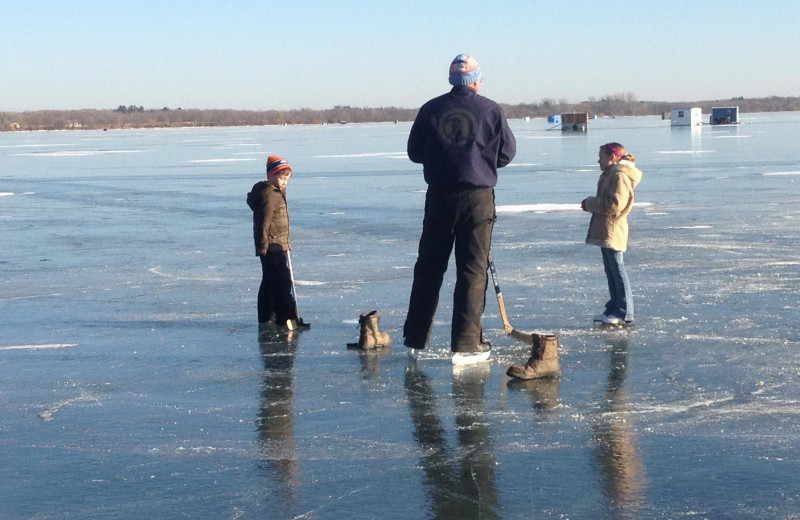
407, 85, 516, 187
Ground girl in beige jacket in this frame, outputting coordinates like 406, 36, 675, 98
581, 142, 643, 325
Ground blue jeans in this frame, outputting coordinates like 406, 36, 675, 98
601, 247, 634, 322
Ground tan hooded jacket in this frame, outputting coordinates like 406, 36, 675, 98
584, 160, 643, 252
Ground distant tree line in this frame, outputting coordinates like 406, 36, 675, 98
502, 93, 800, 119
2, 95, 800, 131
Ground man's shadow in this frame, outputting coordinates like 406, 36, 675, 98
404, 361, 500, 519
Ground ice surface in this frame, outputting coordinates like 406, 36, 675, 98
2, 114, 800, 518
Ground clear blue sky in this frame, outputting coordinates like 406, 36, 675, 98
3, 0, 799, 111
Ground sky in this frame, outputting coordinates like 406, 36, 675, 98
3, 0, 799, 112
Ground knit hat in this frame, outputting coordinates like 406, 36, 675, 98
449, 54, 482, 86
266, 155, 292, 178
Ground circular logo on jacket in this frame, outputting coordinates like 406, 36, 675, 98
436, 108, 477, 146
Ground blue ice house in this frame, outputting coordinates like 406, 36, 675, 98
710, 106, 739, 125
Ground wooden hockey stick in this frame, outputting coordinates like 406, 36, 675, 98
488, 251, 515, 335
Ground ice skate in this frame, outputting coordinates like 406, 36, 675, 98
595, 319, 635, 330
451, 341, 491, 365
594, 313, 634, 330
285, 317, 311, 331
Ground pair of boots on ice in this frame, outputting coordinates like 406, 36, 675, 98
506, 331, 561, 380
348, 310, 392, 350
344, 310, 559, 380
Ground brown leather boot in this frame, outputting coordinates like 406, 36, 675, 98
506, 333, 560, 380
356, 310, 392, 349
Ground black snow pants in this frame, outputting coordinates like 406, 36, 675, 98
258, 250, 298, 324
404, 184, 495, 352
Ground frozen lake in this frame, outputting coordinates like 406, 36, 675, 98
2, 112, 800, 518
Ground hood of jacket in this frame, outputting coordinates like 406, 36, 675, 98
615, 160, 642, 188
247, 180, 270, 210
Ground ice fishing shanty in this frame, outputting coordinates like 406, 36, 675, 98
561, 112, 588, 132
710, 106, 739, 125
670, 107, 703, 126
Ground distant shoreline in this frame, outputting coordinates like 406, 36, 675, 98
2, 96, 799, 132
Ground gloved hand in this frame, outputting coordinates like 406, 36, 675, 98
581, 198, 588, 211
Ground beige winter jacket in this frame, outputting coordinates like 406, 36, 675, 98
584, 160, 643, 252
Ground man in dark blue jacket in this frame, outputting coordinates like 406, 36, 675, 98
404, 54, 516, 364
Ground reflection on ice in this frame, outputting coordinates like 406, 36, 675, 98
506, 377, 561, 411
258, 329, 301, 511
591, 336, 646, 518
405, 361, 499, 519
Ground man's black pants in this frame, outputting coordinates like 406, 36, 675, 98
404, 185, 495, 352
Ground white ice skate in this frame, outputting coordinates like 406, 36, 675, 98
451, 350, 491, 365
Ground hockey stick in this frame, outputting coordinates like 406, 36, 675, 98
285, 251, 309, 329
287, 250, 299, 311
488, 252, 538, 345
488, 251, 515, 335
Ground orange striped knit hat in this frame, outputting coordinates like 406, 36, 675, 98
266, 155, 292, 178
